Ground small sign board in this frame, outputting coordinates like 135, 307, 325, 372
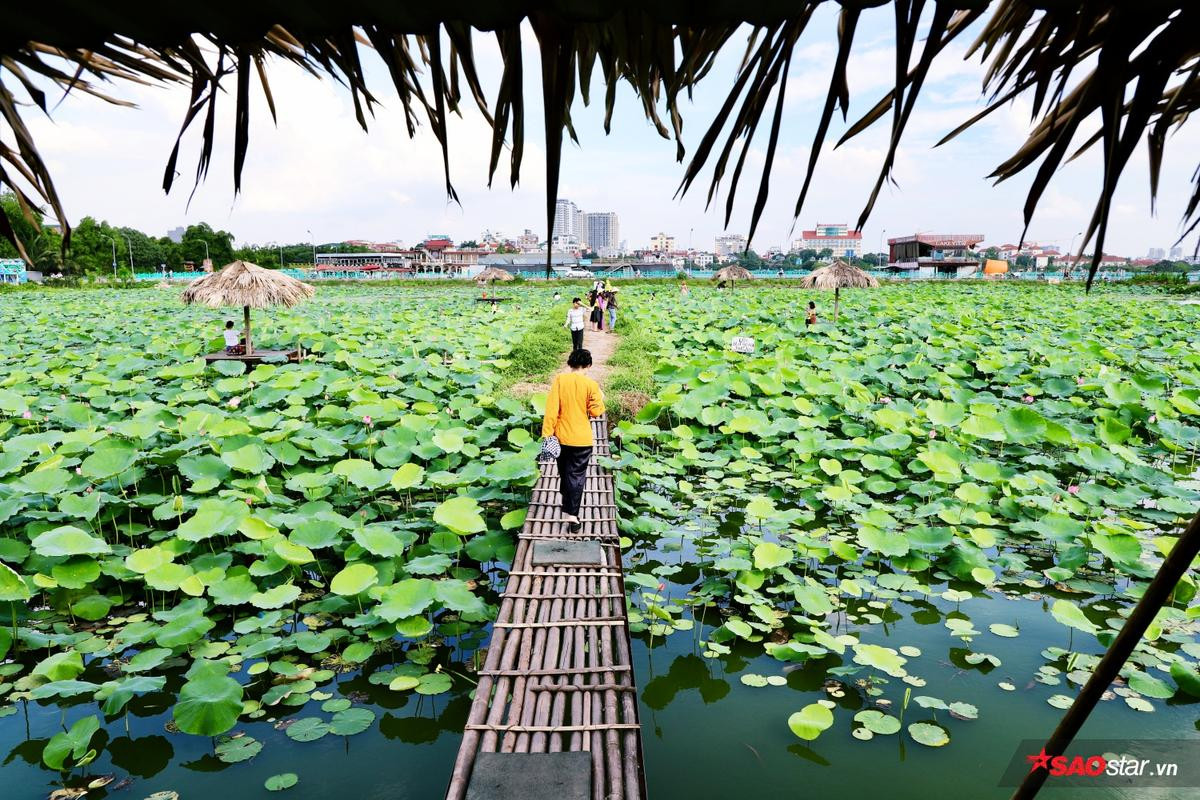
730, 336, 756, 354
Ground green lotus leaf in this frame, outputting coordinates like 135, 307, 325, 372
433, 495, 485, 534
284, 718, 329, 742
42, 714, 99, 769
908, 722, 949, 747
215, 733, 262, 763
854, 709, 901, 735
265, 773, 299, 791
31, 525, 111, 558
250, 583, 301, 609
329, 707, 375, 736
173, 660, 243, 736
1050, 599, 1098, 636
787, 703, 834, 741
330, 563, 378, 595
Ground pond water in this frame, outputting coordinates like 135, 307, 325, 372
6, 517, 1197, 800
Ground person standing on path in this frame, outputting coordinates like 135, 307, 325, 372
565, 297, 587, 351
542, 349, 606, 532
605, 289, 618, 331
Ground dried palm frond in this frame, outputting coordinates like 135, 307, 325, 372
1, 2, 1197, 286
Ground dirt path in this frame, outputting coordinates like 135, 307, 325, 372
511, 325, 620, 396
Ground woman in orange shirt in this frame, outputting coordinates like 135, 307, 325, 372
541, 349, 606, 532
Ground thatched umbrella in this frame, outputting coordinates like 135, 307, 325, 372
181, 260, 314, 355
476, 266, 514, 299
799, 259, 879, 323
477, 266, 515, 282
713, 265, 753, 287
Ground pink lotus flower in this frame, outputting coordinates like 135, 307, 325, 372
1148, 414, 1157, 423
928, 429, 937, 438
85, 486, 93, 493
21, 410, 31, 419
75, 467, 82, 475
229, 397, 241, 408
1077, 377, 1085, 385
1068, 485, 1080, 495
658, 583, 666, 591
1023, 395, 1035, 404
363, 415, 373, 426
880, 397, 892, 405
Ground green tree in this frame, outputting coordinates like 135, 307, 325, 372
181, 223, 234, 267
65, 216, 126, 275
0, 192, 64, 272
818, 247, 833, 260
117, 227, 163, 271
1014, 254, 1034, 269
984, 246, 1000, 260
735, 250, 765, 270
458, 239, 479, 248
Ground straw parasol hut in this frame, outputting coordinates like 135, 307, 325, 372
181, 260, 314, 356
477, 266, 515, 283
713, 265, 753, 287
799, 259, 879, 322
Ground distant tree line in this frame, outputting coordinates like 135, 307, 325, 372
1, 192, 367, 275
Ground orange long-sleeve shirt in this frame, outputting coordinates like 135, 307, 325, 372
542, 371, 606, 447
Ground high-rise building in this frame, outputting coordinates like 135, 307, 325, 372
714, 233, 747, 258
649, 232, 675, 252
793, 223, 863, 258
1148, 247, 1166, 259
584, 212, 620, 254
167, 226, 185, 243
1169, 246, 1183, 259
553, 199, 584, 246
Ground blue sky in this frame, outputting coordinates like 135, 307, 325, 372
22, 6, 1199, 257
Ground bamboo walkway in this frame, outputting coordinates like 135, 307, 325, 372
447, 416, 645, 800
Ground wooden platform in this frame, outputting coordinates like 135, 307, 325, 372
448, 417, 645, 800
202, 348, 302, 364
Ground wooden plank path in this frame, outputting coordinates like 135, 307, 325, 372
447, 416, 646, 800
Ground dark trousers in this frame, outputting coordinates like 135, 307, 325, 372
557, 445, 592, 516
570, 328, 585, 351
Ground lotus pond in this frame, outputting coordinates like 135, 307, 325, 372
1, 283, 1199, 799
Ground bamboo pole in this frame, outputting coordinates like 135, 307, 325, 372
242, 304, 253, 355
1011, 509, 1200, 800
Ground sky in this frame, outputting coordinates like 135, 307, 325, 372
18, 6, 1200, 257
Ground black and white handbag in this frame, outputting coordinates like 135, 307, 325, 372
537, 435, 561, 462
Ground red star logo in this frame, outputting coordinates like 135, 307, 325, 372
1026, 748, 1052, 772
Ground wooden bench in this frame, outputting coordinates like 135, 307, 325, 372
202, 349, 303, 365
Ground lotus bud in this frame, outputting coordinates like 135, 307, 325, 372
1148, 414, 1157, 423
1068, 485, 1080, 495
1076, 377, 1085, 385
1023, 395, 1034, 404
75, 467, 82, 475
229, 396, 241, 408
21, 410, 31, 419
363, 415, 373, 426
